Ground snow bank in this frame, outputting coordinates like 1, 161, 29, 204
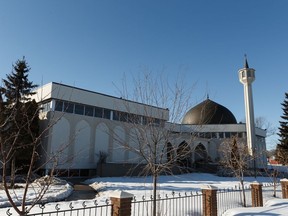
0, 181, 73, 208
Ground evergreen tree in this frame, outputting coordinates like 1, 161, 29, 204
276, 92, 288, 165
2, 57, 37, 105
1, 57, 39, 186
14, 100, 39, 171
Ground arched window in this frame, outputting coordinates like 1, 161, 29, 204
166, 142, 174, 162
194, 143, 208, 162
177, 141, 192, 168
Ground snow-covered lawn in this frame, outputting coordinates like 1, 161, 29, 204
84, 173, 277, 200
0, 182, 73, 208
223, 199, 288, 215
0, 173, 288, 215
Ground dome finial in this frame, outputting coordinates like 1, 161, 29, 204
244, 54, 249, 69
207, 94, 209, 100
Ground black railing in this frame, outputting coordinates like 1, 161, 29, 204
217, 183, 281, 215
5, 184, 283, 216
132, 191, 203, 216
262, 183, 282, 202
217, 185, 252, 215
6, 200, 112, 216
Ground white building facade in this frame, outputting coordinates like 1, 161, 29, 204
31, 82, 267, 177
32, 82, 169, 176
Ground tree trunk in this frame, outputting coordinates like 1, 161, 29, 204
10, 155, 16, 188
153, 173, 157, 216
273, 170, 278, 197
240, 178, 246, 207
2, 159, 23, 216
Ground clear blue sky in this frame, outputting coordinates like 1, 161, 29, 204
1, 0, 287, 149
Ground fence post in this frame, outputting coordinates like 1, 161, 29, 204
202, 185, 218, 216
280, 178, 288, 199
250, 181, 263, 207
110, 190, 134, 216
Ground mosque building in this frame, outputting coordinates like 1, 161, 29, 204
31, 60, 267, 177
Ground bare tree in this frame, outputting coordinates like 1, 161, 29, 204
0, 59, 67, 216
0, 97, 67, 216
112, 71, 195, 216
255, 116, 276, 138
219, 136, 252, 207
255, 116, 282, 197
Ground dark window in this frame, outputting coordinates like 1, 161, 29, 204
55, 100, 63, 111
94, 107, 103, 118
135, 115, 141, 124
103, 109, 111, 119
53, 99, 161, 126
75, 104, 84, 115
219, 132, 224, 139
205, 133, 211, 139
167, 142, 174, 162
143, 117, 157, 125
129, 114, 141, 124
68, 169, 80, 177
142, 116, 147, 125
42, 102, 51, 112
225, 132, 231, 138
85, 106, 94, 116
64, 102, 74, 113
154, 118, 160, 125
199, 133, 205, 138
55, 169, 69, 177
211, 132, 217, 138
79, 169, 90, 177
120, 112, 128, 122
113, 111, 120, 121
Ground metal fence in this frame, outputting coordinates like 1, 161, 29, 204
217, 183, 281, 215
132, 191, 203, 216
217, 185, 252, 215
5, 183, 283, 216
6, 200, 112, 216
262, 183, 282, 202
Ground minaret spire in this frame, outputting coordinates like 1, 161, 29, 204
244, 54, 249, 68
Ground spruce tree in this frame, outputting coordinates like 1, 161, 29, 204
276, 92, 288, 165
2, 57, 37, 105
1, 57, 39, 186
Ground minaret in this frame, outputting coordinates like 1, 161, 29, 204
238, 55, 256, 156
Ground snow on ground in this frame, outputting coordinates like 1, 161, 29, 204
0, 173, 288, 215
85, 173, 278, 201
223, 198, 288, 216
0, 181, 73, 208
